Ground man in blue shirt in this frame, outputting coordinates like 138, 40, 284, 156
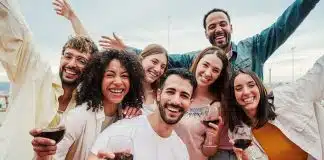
127, 0, 320, 80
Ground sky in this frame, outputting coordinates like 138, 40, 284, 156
1, 0, 323, 83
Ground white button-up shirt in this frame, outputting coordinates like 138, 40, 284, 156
54, 103, 114, 160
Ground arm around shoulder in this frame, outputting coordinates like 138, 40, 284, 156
167, 50, 198, 69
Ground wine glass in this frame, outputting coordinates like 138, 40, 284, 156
201, 102, 220, 127
232, 124, 252, 150
201, 102, 220, 147
105, 135, 134, 160
34, 111, 66, 144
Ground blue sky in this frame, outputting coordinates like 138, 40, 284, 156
1, 0, 323, 83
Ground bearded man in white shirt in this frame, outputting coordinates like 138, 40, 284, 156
89, 68, 199, 160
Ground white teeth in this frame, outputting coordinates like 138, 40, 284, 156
216, 36, 225, 40
65, 69, 76, 75
168, 106, 180, 112
244, 97, 254, 104
202, 76, 209, 81
149, 72, 158, 77
109, 89, 123, 93
200, 76, 210, 83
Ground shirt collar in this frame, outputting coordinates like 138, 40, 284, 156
229, 42, 238, 61
96, 104, 124, 120
52, 74, 77, 112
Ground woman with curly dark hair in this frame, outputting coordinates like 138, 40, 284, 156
47, 49, 144, 160
99, 36, 169, 116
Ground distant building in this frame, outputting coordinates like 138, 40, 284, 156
0, 82, 9, 111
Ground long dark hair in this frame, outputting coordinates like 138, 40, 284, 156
190, 46, 229, 101
225, 69, 277, 131
76, 50, 144, 112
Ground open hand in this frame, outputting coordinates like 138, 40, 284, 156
99, 33, 126, 51
52, 0, 75, 20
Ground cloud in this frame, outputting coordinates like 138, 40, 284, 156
2, 0, 322, 83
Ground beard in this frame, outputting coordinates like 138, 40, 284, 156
158, 102, 186, 125
208, 31, 231, 50
59, 66, 82, 87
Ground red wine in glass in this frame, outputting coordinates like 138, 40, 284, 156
35, 126, 66, 143
105, 152, 133, 160
234, 139, 252, 150
202, 119, 220, 126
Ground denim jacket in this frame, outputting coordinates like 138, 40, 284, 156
127, 0, 320, 80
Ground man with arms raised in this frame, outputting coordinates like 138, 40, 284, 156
103, 0, 320, 79
0, 0, 97, 159
88, 68, 197, 160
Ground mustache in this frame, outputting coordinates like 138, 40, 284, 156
215, 32, 225, 37
208, 31, 231, 46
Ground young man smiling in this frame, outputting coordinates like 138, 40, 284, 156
88, 68, 198, 160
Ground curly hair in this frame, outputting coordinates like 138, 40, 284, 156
190, 46, 229, 101
76, 49, 145, 112
62, 36, 98, 56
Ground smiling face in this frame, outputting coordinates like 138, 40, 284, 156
205, 11, 232, 49
195, 54, 223, 87
59, 48, 90, 86
156, 75, 193, 125
101, 59, 130, 104
234, 73, 260, 118
141, 53, 167, 84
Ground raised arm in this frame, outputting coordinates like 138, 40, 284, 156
52, 0, 88, 36
0, 0, 42, 87
104, 35, 198, 69
253, 0, 320, 63
125, 48, 197, 69
99, 33, 128, 52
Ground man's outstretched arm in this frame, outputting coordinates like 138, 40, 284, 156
253, 0, 320, 63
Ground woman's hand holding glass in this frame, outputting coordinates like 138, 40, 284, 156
202, 103, 223, 147
230, 123, 253, 160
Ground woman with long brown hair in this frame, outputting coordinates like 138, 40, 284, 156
175, 46, 229, 160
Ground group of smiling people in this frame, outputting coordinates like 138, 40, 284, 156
31, 36, 324, 160
1, 0, 324, 159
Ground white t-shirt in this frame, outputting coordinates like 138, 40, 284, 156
91, 115, 189, 160
141, 103, 157, 115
